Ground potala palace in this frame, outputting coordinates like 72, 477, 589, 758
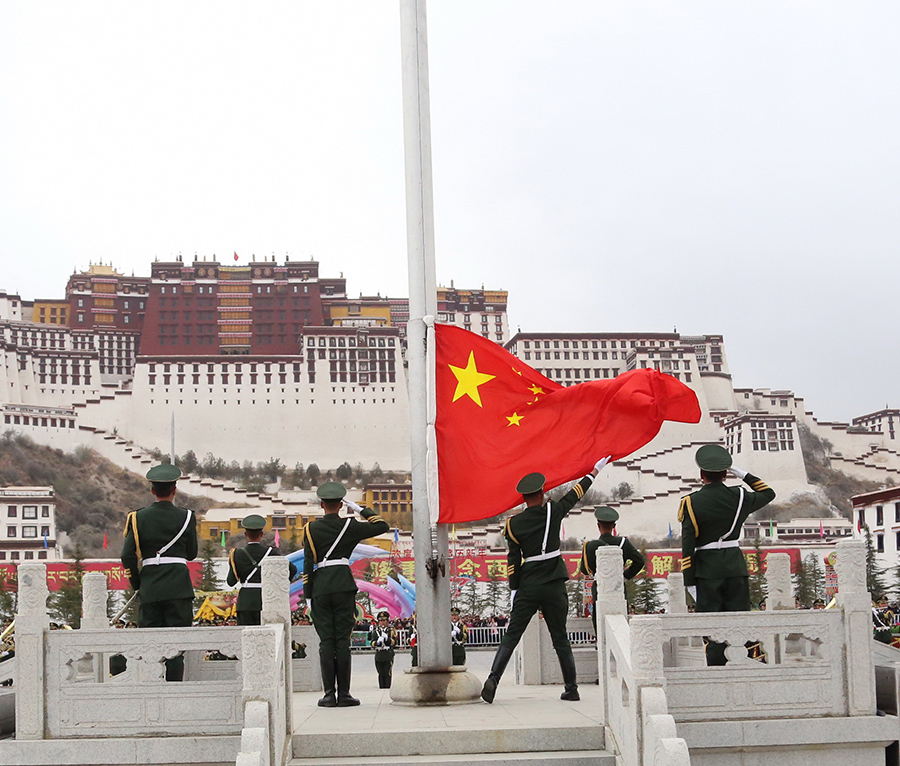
1, 258, 898, 543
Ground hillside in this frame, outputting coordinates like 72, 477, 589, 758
0, 432, 239, 557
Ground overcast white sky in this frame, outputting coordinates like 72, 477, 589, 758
1, 2, 897, 423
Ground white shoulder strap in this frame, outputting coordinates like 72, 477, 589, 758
541, 502, 552, 555
322, 518, 352, 562
720, 487, 745, 543
157, 509, 193, 557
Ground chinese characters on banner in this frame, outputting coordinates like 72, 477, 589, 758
354, 547, 803, 584
0, 561, 204, 591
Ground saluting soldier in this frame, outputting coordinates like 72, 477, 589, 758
577, 506, 645, 630
369, 610, 396, 689
303, 482, 389, 707
226, 514, 298, 626
121, 464, 198, 681
481, 456, 611, 704
679, 444, 775, 665
450, 607, 468, 666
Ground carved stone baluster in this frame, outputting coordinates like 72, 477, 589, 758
835, 539, 875, 716
595, 545, 626, 726
667, 572, 687, 614
242, 625, 282, 766
765, 553, 792, 610
81, 571, 109, 630
16, 562, 49, 740
261, 556, 293, 744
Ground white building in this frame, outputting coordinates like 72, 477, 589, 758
852, 486, 900, 571
0, 485, 61, 561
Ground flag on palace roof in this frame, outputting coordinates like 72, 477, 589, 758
234, 251, 239, 261
434, 324, 702, 524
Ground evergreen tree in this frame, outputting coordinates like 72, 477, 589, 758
49, 543, 86, 627
566, 578, 586, 618
747, 538, 768, 609
482, 574, 509, 617
336, 462, 353, 481
627, 570, 663, 614
0, 585, 16, 625
198, 539, 220, 593
793, 553, 825, 608
864, 526, 888, 600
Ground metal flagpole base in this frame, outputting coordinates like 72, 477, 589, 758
389, 666, 483, 706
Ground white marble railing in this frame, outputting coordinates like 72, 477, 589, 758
12, 559, 295, 766
594, 538, 877, 766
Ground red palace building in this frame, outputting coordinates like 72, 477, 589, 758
140, 256, 346, 356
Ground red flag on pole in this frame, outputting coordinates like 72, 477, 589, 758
434, 324, 702, 524
103, 531, 108, 550
234, 252, 239, 262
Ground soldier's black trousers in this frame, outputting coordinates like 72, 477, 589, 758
374, 657, 393, 689
696, 576, 751, 666
311, 591, 357, 661
237, 610, 261, 626
500, 580, 570, 652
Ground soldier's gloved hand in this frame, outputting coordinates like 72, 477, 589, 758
593, 455, 613, 475
687, 586, 697, 601
510, 590, 517, 609
729, 467, 748, 480
344, 499, 362, 513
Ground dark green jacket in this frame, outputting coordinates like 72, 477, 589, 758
121, 500, 198, 603
578, 533, 645, 596
302, 509, 389, 599
369, 624, 396, 660
505, 474, 594, 591
226, 543, 298, 612
679, 473, 775, 586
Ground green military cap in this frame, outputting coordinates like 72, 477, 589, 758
516, 472, 546, 494
316, 481, 347, 501
377, 610, 390, 620
450, 607, 460, 615
146, 463, 182, 482
241, 514, 266, 530
594, 506, 619, 523
695, 444, 732, 471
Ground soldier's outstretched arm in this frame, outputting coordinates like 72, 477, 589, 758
554, 456, 611, 517
729, 467, 775, 511
678, 496, 698, 589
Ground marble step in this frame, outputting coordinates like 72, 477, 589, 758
292, 724, 607, 761
289, 751, 615, 765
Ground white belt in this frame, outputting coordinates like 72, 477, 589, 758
696, 540, 740, 551
316, 558, 351, 569
522, 550, 561, 563
239, 582, 262, 589
142, 556, 188, 566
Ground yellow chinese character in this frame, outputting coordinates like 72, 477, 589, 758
486, 560, 508, 578
456, 558, 482, 578
650, 555, 674, 576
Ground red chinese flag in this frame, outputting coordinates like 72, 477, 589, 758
234, 251, 239, 262
435, 324, 702, 524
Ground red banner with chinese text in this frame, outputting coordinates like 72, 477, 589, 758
0, 561, 203, 591
354, 547, 803, 584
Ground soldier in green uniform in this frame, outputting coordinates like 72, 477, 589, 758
450, 607, 468, 666
577, 506, 645, 630
121, 464, 198, 681
678, 444, 775, 665
226, 514, 298, 626
481, 456, 611, 704
303, 482, 389, 707
369, 610, 396, 689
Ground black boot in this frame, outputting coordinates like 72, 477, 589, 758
557, 646, 579, 701
317, 656, 337, 707
481, 645, 513, 704
336, 651, 360, 707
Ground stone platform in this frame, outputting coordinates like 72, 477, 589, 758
288, 650, 614, 765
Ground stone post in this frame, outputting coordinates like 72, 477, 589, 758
15, 562, 49, 740
834, 539, 876, 715
81, 571, 109, 630
666, 572, 687, 614
595, 545, 626, 724
630, 615, 665, 765
764, 552, 792, 610
261, 556, 293, 743
242, 625, 284, 766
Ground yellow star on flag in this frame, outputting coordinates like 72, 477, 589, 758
528, 384, 545, 396
506, 412, 524, 427
449, 351, 496, 407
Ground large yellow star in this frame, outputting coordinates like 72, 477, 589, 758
528, 384, 545, 396
506, 412, 524, 427
449, 351, 496, 407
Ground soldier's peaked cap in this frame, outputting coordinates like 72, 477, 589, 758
316, 481, 346, 501
241, 514, 266, 530
451, 607, 461, 614
594, 506, 619, 523
377, 610, 390, 619
695, 444, 733, 471
516, 472, 546, 494
146, 464, 182, 482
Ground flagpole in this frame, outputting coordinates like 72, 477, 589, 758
399, 0, 451, 671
